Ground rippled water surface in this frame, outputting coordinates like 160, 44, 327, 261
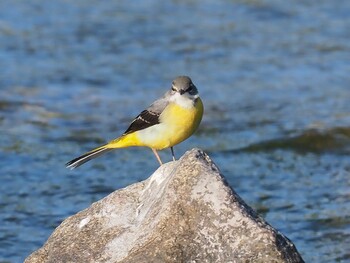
1, 1, 350, 262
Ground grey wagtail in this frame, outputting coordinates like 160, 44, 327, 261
66, 76, 203, 168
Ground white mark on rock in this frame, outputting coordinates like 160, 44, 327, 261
78, 217, 90, 229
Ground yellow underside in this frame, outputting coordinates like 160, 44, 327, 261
105, 98, 203, 150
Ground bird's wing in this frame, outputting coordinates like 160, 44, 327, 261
123, 94, 170, 135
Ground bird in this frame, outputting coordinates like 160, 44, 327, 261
66, 76, 203, 169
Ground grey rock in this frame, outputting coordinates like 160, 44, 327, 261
25, 148, 304, 263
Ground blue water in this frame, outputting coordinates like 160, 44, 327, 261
1, 1, 350, 262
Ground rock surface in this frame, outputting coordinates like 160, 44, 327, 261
25, 148, 304, 263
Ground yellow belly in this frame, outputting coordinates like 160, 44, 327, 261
135, 98, 203, 150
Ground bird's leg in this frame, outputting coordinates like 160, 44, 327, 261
152, 148, 163, 166
170, 147, 176, 161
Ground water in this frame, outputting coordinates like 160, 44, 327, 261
1, 0, 349, 262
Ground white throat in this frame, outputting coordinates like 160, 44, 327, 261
169, 93, 197, 109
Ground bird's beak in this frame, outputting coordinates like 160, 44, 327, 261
180, 89, 186, 95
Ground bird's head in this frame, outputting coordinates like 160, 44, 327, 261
170, 76, 199, 99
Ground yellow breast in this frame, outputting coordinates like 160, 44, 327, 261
136, 97, 203, 150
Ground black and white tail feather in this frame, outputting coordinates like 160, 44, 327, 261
66, 146, 112, 169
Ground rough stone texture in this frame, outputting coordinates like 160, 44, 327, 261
25, 148, 304, 263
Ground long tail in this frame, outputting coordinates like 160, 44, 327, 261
66, 133, 140, 169
66, 145, 113, 169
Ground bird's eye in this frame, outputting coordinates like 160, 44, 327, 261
171, 86, 176, 91
187, 84, 194, 91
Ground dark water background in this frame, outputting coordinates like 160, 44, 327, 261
1, 0, 350, 262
